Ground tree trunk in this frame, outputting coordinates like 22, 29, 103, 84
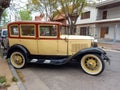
0, 0, 11, 20
0, 9, 4, 20
66, 14, 78, 35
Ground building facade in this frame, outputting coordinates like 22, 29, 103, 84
76, 0, 120, 42
76, 6, 97, 36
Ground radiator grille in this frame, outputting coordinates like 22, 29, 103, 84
72, 44, 88, 52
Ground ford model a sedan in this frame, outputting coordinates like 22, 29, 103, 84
6, 21, 110, 76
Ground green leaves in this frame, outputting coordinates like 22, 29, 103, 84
19, 10, 32, 20
0, 76, 6, 84
32, 0, 41, 5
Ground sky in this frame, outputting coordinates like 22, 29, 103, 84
6, 0, 40, 21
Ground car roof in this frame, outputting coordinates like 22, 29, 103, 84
8, 21, 63, 26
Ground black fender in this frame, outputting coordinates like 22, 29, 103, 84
68, 47, 108, 61
7, 44, 30, 62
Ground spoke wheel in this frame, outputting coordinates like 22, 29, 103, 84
81, 54, 104, 76
10, 51, 26, 69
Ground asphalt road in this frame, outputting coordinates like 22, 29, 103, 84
19, 51, 120, 90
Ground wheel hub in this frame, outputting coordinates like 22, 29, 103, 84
14, 55, 23, 65
86, 59, 97, 70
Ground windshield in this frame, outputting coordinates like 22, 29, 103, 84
60, 26, 69, 35
60, 26, 76, 35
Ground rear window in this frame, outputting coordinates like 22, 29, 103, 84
10, 25, 19, 36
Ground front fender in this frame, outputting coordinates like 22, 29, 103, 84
68, 47, 107, 61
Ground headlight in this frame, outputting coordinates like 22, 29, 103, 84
91, 39, 98, 47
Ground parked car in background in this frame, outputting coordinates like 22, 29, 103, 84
4, 21, 110, 76
1, 29, 8, 38
0, 29, 8, 49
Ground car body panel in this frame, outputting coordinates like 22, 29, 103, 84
9, 38, 38, 54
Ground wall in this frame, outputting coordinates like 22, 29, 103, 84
95, 23, 120, 40
76, 24, 96, 36
97, 6, 120, 20
76, 5, 120, 41
76, 6, 97, 24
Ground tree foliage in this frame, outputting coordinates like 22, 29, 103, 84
27, 0, 54, 21
54, 0, 87, 34
19, 10, 32, 20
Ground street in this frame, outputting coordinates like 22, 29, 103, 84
20, 51, 120, 90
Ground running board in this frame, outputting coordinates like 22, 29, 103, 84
30, 58, 69, 65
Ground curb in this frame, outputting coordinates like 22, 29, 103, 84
7, 59, 26, 90
102, 48, 120, 53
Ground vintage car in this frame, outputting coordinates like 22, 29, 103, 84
4, 21, 110, 76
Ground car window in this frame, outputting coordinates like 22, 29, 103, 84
39, 25, 57, 37
21, 25, 35, 37
10, 25, 19, 36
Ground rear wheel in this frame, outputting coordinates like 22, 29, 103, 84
10, 51, 26, 69
80, 54, 105, 76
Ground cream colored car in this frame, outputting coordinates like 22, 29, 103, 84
6, 21, 110, 76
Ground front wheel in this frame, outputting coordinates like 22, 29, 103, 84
10, 51, 26, 69
80, 54, 105, 76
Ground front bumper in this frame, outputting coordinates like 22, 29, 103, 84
101, 54, 110, 64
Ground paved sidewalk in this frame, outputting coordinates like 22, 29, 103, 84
0, 58, 19, 90
98, 42, 120, 51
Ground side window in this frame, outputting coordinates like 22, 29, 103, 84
10, 25, 19, 36
39, 25, 57, 37
21, 25, 35, 37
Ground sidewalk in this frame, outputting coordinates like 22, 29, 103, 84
0, 58, 19, 90
98, 42, 120, 51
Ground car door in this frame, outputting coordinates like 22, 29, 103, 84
20, 24, 38, 55
38, 24, 58, 55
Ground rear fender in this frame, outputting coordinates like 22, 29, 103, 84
7, 44, 30, 62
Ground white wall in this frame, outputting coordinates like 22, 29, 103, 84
76, 5, 120, 41
76, 6, 97, 24
97, 6, 120, 20
95, 23, 120, 40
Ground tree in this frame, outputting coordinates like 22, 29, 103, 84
54, 0, 87, 34
1, 10, 9, 25
0, 0, 11, 20
27, 0, 100, 34
27, 0, 54, 21
19, 10, 32, 20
